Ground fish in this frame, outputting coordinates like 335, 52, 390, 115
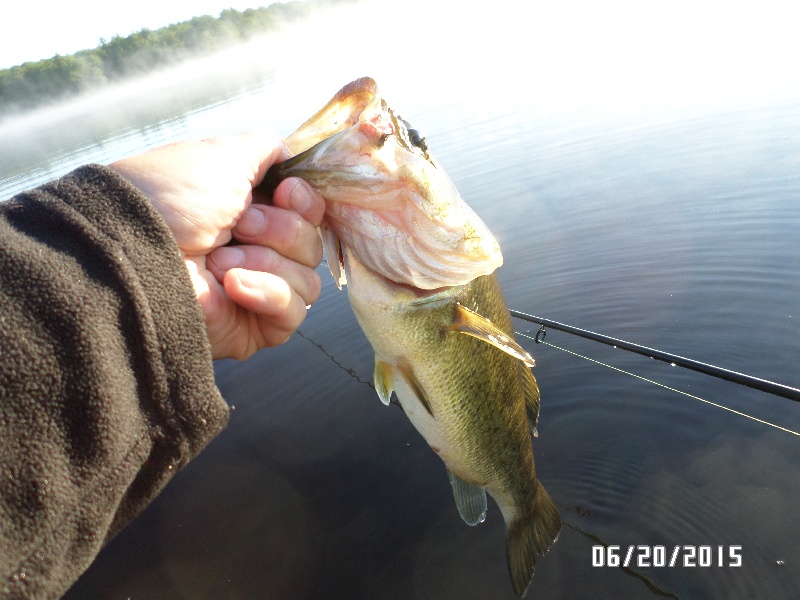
260, 77, 561, 597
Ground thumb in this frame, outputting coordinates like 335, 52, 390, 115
223, 268, 308, 347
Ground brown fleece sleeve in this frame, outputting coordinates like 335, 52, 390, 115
0, 165, 230, 599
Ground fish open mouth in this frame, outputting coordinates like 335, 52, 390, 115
262, 76, 504, 291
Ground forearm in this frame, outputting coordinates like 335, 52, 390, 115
0, 166, 229, 598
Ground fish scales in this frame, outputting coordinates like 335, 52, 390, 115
376, 276, 534, 492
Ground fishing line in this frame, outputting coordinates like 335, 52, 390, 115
295, 329, 375, 389
516, 331, 800, 438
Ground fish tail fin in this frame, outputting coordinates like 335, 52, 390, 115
505, 482, 562, 597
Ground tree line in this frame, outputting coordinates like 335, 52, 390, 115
0, 1, 339, 117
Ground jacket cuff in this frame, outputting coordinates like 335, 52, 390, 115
0, 164, 229, 598
46, 164, 230, 461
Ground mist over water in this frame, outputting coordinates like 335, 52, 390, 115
4, 0, 799, 195
4, 1, 800, 598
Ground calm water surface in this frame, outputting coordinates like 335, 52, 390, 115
3, 3, 800, 598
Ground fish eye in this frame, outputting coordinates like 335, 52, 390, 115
407, 128, 428, 152
394, 112, 431, 158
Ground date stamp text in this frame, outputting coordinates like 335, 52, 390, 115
592, 545, 742, 568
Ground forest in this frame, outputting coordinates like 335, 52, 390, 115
0, 1, 343, 116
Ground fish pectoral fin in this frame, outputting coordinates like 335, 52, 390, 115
448, 304, 536, 368
447, 469, 487, 526
520, 363, 541, 437
396, 360, 435, 419
320, 223, 346, 289
373, 359, 394, 406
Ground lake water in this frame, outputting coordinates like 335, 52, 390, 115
3, 2, 800, 598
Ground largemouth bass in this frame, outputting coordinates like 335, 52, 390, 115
261, 77, 561, 597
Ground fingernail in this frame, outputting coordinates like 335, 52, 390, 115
288, 179, 313, 214
235, 206, 266, 236
235, 269, 262, 290
211, 247, 244, 270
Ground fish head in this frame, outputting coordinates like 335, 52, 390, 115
265, 77, 503, 291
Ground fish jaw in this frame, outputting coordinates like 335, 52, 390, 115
268, 80, 503, 290
284, 76, 379, 155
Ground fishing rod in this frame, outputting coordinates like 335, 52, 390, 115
509, 310, 800, 403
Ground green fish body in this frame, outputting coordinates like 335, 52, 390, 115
346, 248, 560, 597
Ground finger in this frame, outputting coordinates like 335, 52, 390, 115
272, 177, 326, 228
223, 269, 309, 346
209, 245, 322, 306
230, 204, 323, 268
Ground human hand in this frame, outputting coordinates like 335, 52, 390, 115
109, 131, 325, 360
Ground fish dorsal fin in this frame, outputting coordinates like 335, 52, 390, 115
319, 223, 346, 289
396, 359, 435, 418
447, 469, 487, 526
373, 358, 393, 406
448, 304, 536, 368
520, 363, 541, 437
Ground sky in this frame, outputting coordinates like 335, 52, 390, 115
1, 0, 283, 69
2, 0, 799, 110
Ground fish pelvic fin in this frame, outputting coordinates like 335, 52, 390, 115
520, 364, 541, 437
373, 359, 394, 406
447, 469, 487, 526
396, 359, 435, 418
448, 304, 536, 368
505, 482, 562, 598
